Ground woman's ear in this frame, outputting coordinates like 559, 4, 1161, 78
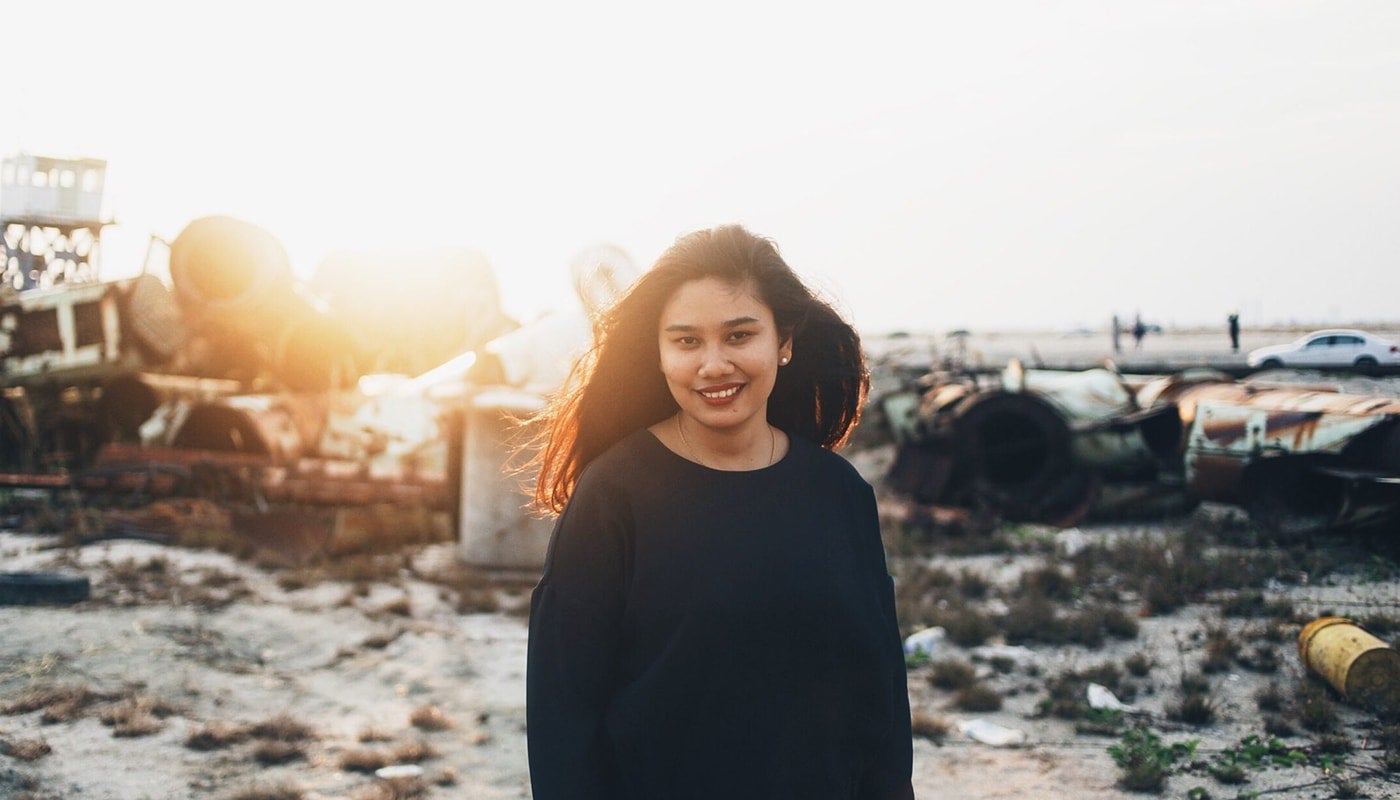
779, 337, 793, 365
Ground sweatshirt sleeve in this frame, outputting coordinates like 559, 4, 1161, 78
855, 482, 916, 800
527, 474, 630, 800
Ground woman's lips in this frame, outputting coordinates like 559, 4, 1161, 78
696, 383, 744, 405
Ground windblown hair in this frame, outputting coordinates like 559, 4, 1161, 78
531, 225, 869, 513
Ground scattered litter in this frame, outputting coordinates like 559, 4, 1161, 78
1056, 527, 1090, 557
374, 764, 424, 779
0, 572, 91, 605
957, 718, 1027, 747
904, 627, 946, 657
1087, 683, 1134, 712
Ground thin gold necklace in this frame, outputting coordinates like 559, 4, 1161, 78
676, 416, 776, 469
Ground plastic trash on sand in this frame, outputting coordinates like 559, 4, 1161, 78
957, 718, 1027, 747
1056, 527, 1090, 557
1087, 682, 1135, 712
375, 764, 425, 779
904, 627, 946, 657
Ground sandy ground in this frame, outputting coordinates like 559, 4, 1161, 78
5, 331, 1400, 799
3, 509, 1399, 799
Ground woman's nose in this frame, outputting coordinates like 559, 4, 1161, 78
697, 346, 732, 377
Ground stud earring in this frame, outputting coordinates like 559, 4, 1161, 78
780, 356, 789, 365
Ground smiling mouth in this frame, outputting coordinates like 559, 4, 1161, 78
698, 384, 743, 400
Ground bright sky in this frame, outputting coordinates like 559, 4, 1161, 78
5, 0, 1399, 334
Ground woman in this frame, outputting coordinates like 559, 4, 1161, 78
527, 225, 913, 799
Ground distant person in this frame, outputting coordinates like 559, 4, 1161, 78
1228, 313, 1240, 353
526, 225, 914, 799
1111, 313, 1122, 354
1132, 314, 1146, 350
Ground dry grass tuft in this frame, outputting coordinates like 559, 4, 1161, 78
431, 766, 460, 785
1168, 691, 1216, 726
335, 732, 441, 775
357, 727, 396, 743
409, 705, 454, 731
1297, 680, 1339, 733
956, 568, 991, 599
1123, 652, 1153, 677
379, 597, 413, 618
932, 607, 997, 648
362, 630, 402, 650
105, 706, 164, 738
185, 722, 252, 750
954, 683, 1003, 713
252, 740, 307, 765
390, 739, 440, 763
910, 712, 951, 742
225, 782, 304, 800
248, 713, 317, 742
1201, 624, 1240, 673
339, 747, 391, 773
1020, 565, 1076, 602
1263, 714, 1296, 738
1255, 682, 1287, 713
1, 735, 53, 761
928, 659, 977, 691
350, 777, 431, 800
276, 569, 320, 592
2, 683, 111, 723
1036, 664, 1125, 721
99, 693, 182, 737
1235, 643, 1281, 674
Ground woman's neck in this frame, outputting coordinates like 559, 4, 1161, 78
671, 414, 782, 471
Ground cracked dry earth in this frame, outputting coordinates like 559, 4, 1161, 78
3, 508, 1400, 799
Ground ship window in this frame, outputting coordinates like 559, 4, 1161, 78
1, 164, 12, 185
9, 308, 62, 356
30, 170, 47, 187
83, 170, 99, 192
60, 170, 75, 188
73, 300, 105, 347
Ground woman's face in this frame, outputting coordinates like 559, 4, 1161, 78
657, 277, 791, 434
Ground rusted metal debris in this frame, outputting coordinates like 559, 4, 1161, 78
883, 361, 1400, 537
0, 204, 497, 557
1, 211, 514, 475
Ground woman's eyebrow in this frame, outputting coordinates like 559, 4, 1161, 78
662, 316, 761, 333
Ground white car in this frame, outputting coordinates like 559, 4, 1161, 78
1246, 329, 1400, 371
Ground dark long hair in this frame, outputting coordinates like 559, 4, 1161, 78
531, 225, 868, 512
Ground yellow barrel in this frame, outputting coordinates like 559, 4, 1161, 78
1297, 617, 1400, 714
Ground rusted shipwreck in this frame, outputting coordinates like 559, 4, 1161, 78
884, 362, 1400, 537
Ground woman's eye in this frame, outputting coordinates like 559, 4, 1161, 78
675, 336, 699, 346
728, 330, 754, 342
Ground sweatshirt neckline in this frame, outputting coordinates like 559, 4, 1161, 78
641, 428, 796, 475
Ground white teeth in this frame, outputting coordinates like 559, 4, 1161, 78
700, 386, 740, 399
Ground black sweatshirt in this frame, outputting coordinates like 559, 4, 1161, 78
527, 429, 913, 800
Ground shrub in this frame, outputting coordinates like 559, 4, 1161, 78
1297, 681, 1338, 733
954, 684, 1003, 713
1108, 726, 1197, 793
910, 712, 950, 742
1124, 652, 1154, 678
1169, 692, 1216, 726
928, 660, 977, 691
